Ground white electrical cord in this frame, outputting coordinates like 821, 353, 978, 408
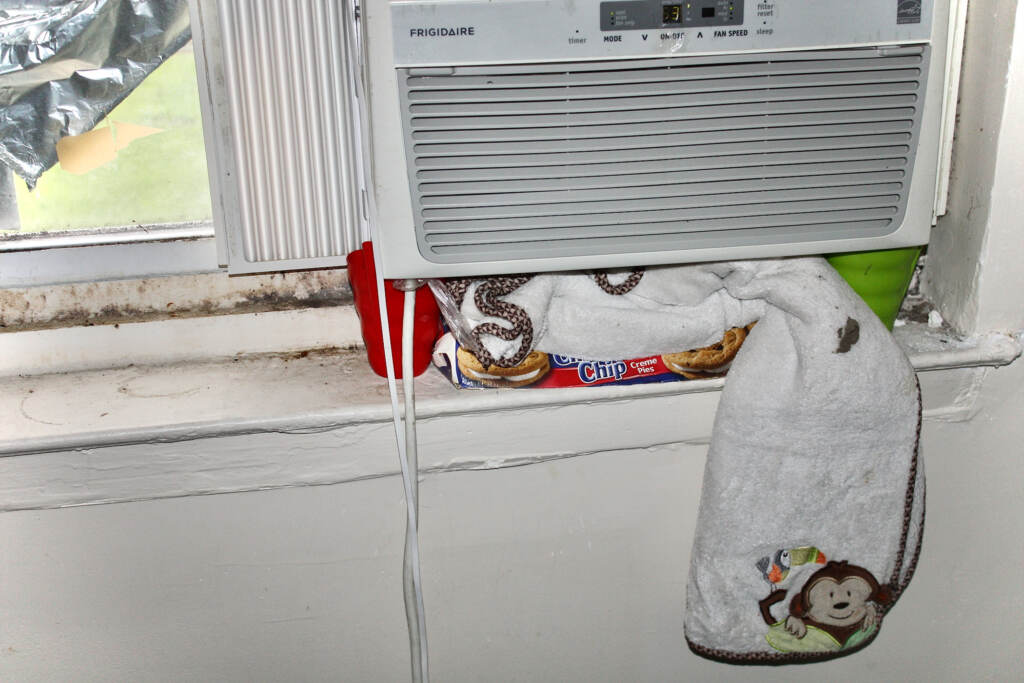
369, 255, 429, 683
351, 0, 427, 675
401, 285, 429, 683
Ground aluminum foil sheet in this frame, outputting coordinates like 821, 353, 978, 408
0, 0, 191, 188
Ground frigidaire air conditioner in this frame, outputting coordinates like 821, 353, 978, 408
363, 0, 956, 279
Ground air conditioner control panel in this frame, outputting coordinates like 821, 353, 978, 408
600, 1, 744, 31
390, 0, 934, 67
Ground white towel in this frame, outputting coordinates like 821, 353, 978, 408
439, 257, 923, 663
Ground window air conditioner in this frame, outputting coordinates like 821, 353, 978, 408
364, 0, 957, 279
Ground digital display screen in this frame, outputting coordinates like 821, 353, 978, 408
599, 0, 743, 32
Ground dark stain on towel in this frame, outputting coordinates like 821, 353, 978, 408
835, 317, 860, 353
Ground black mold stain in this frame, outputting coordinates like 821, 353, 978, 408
900, 299, 932, 324
1, 273, 353, 333
242, 285, 352, 310
835, 317, 860, 353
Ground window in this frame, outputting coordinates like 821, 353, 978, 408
2, 1, 367, 287
1, 44, 213, 239
0, 44, 221, 287
0, 5, 222, 288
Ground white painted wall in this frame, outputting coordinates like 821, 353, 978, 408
926, 0, 1024, 333
970, 0, 1024, 332
3, 361, 1024, 681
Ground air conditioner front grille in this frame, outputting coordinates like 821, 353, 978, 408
397, 46, 929, 264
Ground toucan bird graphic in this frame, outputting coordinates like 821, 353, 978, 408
756, 546, 827, 586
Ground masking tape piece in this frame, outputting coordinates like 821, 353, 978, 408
56, 121, 164, 174
55, 126, 117, 174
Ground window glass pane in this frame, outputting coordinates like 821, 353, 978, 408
3, 43, 212, 236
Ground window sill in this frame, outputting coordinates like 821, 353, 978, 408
0, 305, 363, 376
0, 312, 1019, 512
4, 317, 1020, 452
0, 235, 220, 288
0, 268, 356, 374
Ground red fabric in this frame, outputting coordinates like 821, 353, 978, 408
347, 242, 441, 378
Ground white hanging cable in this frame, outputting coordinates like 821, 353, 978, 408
401, 285, 429, 682
369, 256, 430, 682
350, 0, 428, 677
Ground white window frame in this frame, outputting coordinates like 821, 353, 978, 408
0, 0, 367, 305
0, 227, 220, 288
0, 2, 228, 289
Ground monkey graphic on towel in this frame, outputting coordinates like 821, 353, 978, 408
756, 551, 893, 654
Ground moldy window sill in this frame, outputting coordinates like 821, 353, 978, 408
2, 302, 1019, 459
0, 269, 360, 376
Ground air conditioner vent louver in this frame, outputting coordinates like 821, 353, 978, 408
397, 46, 928, 263
211, 0, 362, 270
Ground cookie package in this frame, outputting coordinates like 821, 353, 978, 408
432, 326, 750, 390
